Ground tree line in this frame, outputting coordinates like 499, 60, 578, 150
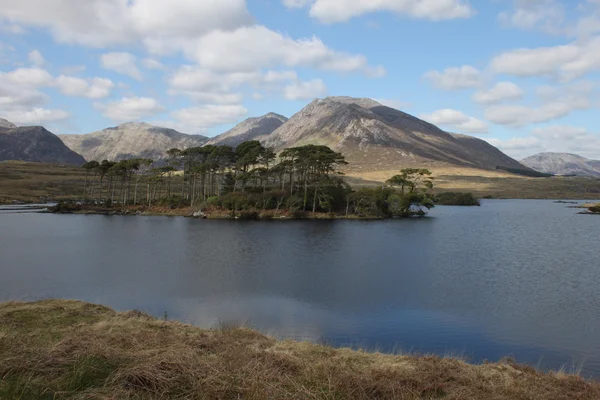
79, 141, 436, 218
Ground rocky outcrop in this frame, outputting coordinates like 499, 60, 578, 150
0, 118, 17, 129
206, 113, 288, 147
59, 122, 208, 162
0, 124, 86, 165
521, 153, 600, 177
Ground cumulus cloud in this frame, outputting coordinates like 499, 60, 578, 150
420, 109, 488, 133
101, 52, 143, 80
97, 97, 165, 121
28, 50, 45, 66
472, 82, 524, 105
498, 0, 565, 34
168, 66, 304, 102
424, 65, 481, 90
0, 0, 252, 47
54, 75, 114, 99
286, 0, 475, 23
169, 104, 248, 131
1, 108, 69, 125
180, 25, 384, 76
485, 95, 590, 127
488, 126, 600, 159
490, 36, 600, 80
141, 58, 165, 70
284, 79, 327, 100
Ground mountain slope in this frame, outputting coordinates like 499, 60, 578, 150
0, 118, 17, 129
59, 122, 208, 162
263, 97, 527, 172
0, 123, 86, 165
206, 113, 288, 147
522, 153, 600, 177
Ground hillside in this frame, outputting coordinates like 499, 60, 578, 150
59, 122, 207, 162
0, 121, 85, 165
206, 112, 288, 147
522, 153, 600, 177
263, 97, 528, 173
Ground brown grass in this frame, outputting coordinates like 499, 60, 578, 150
0, 161, 86, 204
348, 167, 600, 200
1, 300, 599, 399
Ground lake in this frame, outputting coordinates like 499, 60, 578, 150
1, 200, 600, 377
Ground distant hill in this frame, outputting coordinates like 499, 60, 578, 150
262, 97, 528, 172
0, 120, 86, 165
521, 153, 600, 177
206, 113, 288, 147
59, 122, 208, 162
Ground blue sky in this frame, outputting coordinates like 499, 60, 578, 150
0, 0, 599, 159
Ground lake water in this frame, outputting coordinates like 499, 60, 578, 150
1, 200, 600, 377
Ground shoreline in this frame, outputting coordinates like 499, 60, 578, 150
1, 299, 598, 399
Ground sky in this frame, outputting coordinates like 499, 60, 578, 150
0, 0, 599, 160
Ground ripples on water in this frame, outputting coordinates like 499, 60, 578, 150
0, 200, 599, 376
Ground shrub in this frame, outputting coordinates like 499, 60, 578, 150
435, 192, 481, 206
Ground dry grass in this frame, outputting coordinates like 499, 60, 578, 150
0, 161, 86, 204
348, 167, 600, 200
1, 300, 599, 399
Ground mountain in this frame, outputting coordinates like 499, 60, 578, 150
59, 122, 208, 162
262, 97, 527, 172
0, 118, 17, 129
521, 153, 600, 177
206, 113, 288, 147
0, 121, 86, 165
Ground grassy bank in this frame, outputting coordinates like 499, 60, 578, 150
1, 300, 599, 399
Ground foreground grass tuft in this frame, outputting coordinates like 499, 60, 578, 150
1, 300, 599, 399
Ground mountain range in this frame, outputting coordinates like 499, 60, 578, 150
0, 119, 85, 165
521, 153, 600, 177
3, 97, 534, 174
59, 122, 208, 162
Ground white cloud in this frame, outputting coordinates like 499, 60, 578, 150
498, 0, 565, 33
142, 58, 165, 70
182, 25, 384, 76
54, 75, 114, 99
3, 68, 53, 87
424, 65, 481, 90
101, 52, 143, 80
420, 109, 488, 133
170, 104, 248, 131
28, 50, 45, 66
485, 93, 590, 127
488, 126, 600, 159
472, 82, 524, 105
290, 0, 475, 23
0, 0, 252, 47
61, 65, 87, 75
97, 97, 165, 121
168, 66, 302, 102
2, 108, 69, 125
490, 36, 600, 80
284, 79, 327, 100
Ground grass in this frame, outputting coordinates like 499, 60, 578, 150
434, 192, 480, 206
348, 167, 600, 200
1, 300, 599, 399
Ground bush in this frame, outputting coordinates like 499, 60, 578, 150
237, 210, 259, 220
588, 205, 600, 213
435, 192, 481, 206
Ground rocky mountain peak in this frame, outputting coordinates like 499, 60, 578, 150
521, 152, 600, 177
0, 118, 17, 129
206, 112, 289, 147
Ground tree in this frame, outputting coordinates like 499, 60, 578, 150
82, 161, 99, 203
386, 169, 435, 216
